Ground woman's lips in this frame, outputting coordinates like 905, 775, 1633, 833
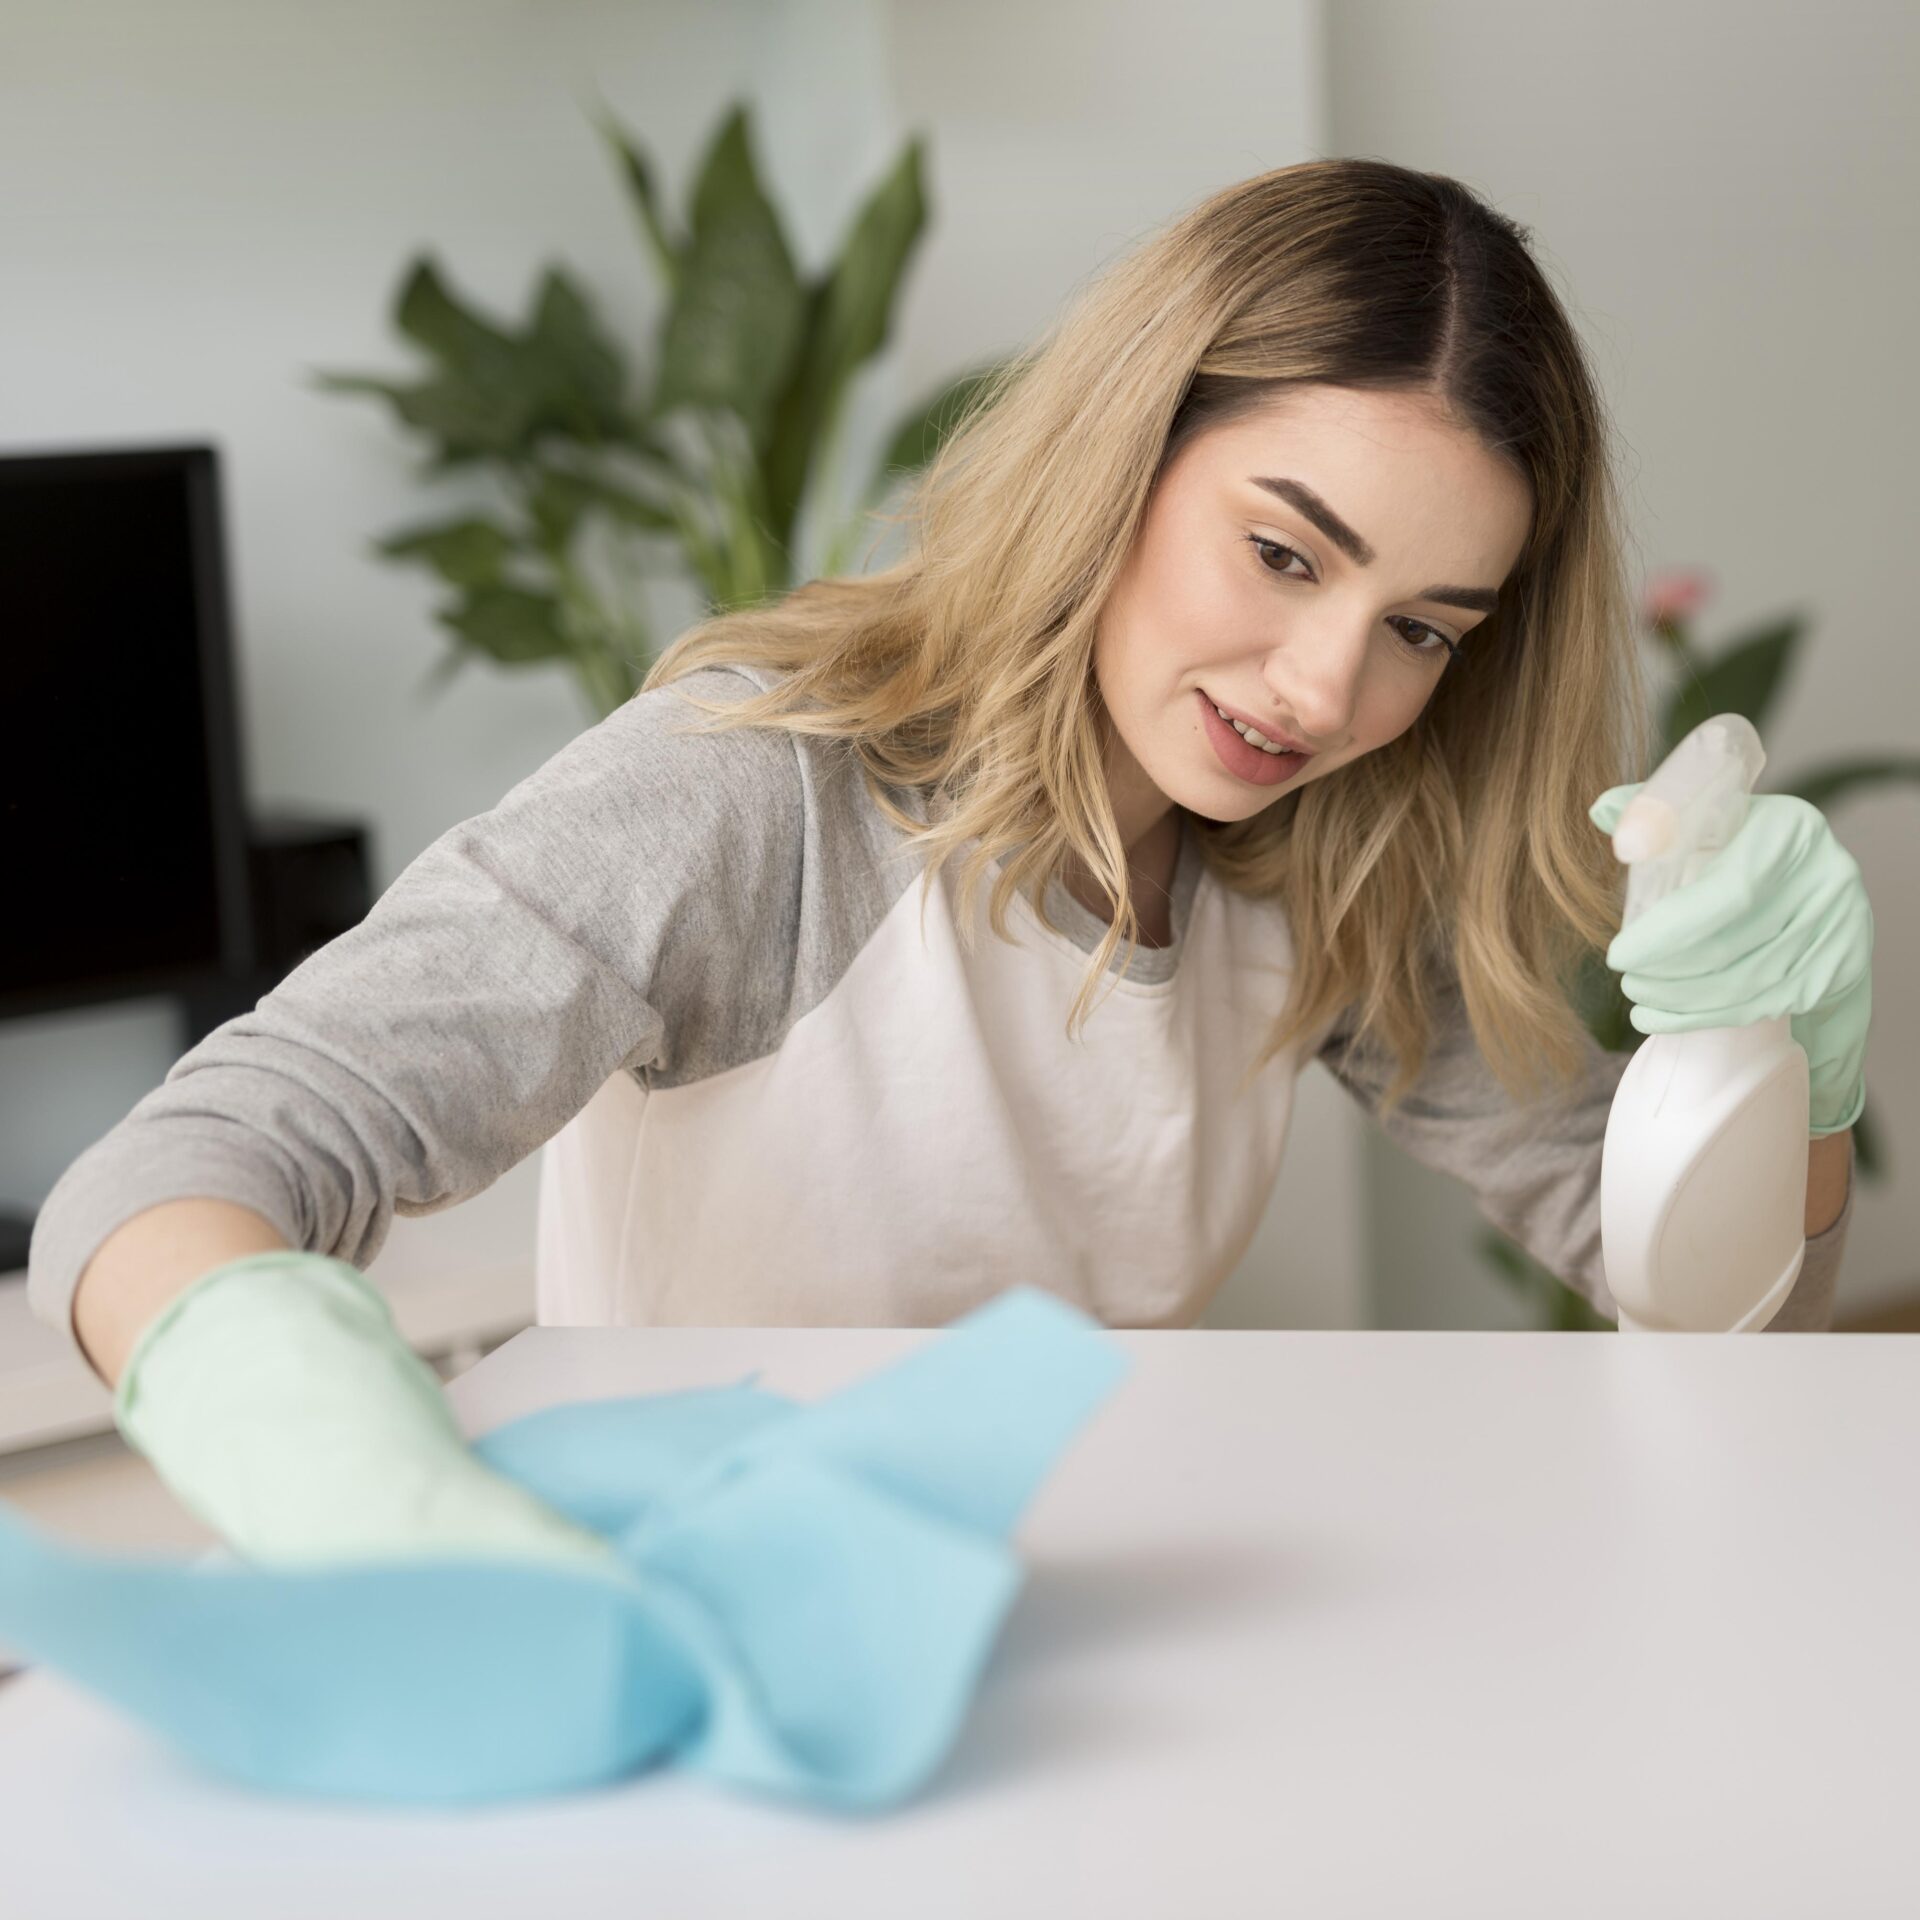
1195, 689, 1312, 787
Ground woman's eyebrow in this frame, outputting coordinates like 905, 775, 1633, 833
1248, 475, 1500, 614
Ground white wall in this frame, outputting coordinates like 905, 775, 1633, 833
0, 0, 1362, 1332
1329, 0, 1920, 1325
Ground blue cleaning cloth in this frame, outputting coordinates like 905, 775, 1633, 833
0, 1285, 1128, 1810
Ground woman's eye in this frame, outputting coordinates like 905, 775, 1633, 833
1247, 533, 1312, 580
1244, 533, 1457, 664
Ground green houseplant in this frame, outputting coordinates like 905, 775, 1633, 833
317, 100, 1006, 723
1482, 570, 1918, 1329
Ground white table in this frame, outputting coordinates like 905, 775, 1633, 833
5, 1324, 1919, 1918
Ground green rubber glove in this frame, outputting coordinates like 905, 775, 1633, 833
113, 1249, 625, 1573
1588, 783, 1874, 1136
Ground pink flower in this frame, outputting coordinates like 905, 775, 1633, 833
1642, 569, 1712, 628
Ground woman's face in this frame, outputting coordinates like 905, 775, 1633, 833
1092, 385, 1535, 838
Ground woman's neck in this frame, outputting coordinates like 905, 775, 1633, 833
1060, 807, 1184, 947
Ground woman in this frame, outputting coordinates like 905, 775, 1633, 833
31, 158, 1871, 1572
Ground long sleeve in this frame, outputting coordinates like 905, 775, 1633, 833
1315, 977, 1854, 1330
27, 667, 808, 1367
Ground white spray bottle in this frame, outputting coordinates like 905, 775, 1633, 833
1599, 713, 1810, 1333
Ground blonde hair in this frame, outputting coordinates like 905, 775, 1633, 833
645, 156, 1655, 1122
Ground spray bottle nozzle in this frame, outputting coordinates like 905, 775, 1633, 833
1611, 795, 1679, 864
1612, 713, 1767, 931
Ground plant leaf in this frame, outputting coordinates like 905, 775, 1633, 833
415, 442, 496, 477
1476, 1229, 1611, 1330
1476, 1229, 1536, 1295
1771, 753, 1920, 812
1853, 1092, 1884, 1181
395, 257, 529, 410
761, 136, 929, 552
870, 358, 1004, 499
1660, 614, 1804, 742
532, 465, 680, 539
1570, 944, 1639, 1055
376, 517, 518, 587
323, 255, 644, 466
652, 103, 806, 452
310, 372, 405, 401
521, 267, 632, 447
525, 471, 591, 551
437, 585, 568, 665
313, 371, 505, 459
316, 360, 533, 464
594, 110, 682, 292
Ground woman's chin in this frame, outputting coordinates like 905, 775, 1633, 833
1171, 754, 1310, 817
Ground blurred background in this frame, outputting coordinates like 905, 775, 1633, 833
1, 0, 1914, 1547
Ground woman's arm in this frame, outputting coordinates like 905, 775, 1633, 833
1317, 982, 1855, 1329
73, 1196, 289, 1388
27, 665, 805, 1373
1806, 1129, 1853, 1237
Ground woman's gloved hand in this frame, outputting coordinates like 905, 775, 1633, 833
1588, 783, 1874, 1136
114, 1250, 625, 1574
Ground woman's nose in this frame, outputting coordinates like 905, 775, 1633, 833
1260, 628, 1365, 747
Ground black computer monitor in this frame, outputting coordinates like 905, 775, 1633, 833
0, 443, 256, 1020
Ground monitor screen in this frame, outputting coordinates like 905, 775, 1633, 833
0, 445, 253, 1017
